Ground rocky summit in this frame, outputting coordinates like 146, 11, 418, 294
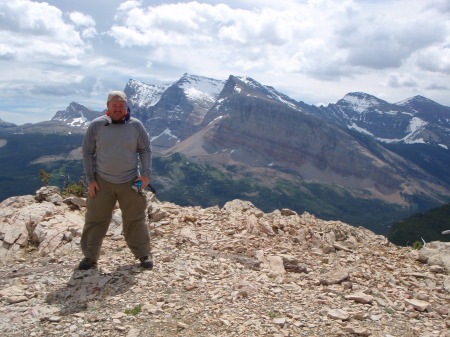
0, 187, 449, 337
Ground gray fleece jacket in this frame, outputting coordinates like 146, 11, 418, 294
82, 116, 151, 184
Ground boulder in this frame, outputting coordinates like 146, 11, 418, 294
418, 241, 450, 271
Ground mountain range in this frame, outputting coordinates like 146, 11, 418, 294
1, 73, 450, 236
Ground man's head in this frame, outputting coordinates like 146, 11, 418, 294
107, 91, 127, 103
106, 91, 128, 121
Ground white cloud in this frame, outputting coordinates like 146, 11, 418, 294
426, 0, 450, 13
0, 44, 16, 60
107, 0, 450, 82
69, 12, 98, 38
339, 18, 447, 69
109, 2, 332, 78
117, 0, 142, 12
386, 73, 418, 88
0, 0, 87, 63
426, 81, 448, 91
416, 46, 450, 74
69, 11, 96, 27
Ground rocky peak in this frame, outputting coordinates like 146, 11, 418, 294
175, 73, 225, 94
51, 102, 102, 127
203, 75, 302, 127
397, 95, 440, 110
339, 92, 391, 113
397, 95, 450, 127
142, 74, 227, 149
1, 187, 448, 335
125, 78, 171, 110
173, 73, 226, 122
219, 75, 300, 109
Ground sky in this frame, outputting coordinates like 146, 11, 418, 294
0, 0, 449, 125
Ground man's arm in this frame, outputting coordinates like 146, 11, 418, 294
82, 123, 98, 196
136, 123, 152, 189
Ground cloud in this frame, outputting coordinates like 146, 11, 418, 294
426, 82, 448, 91
416, 46, 450, 74
30, 75, 100, 96
0, 44, 16, 60
386, 73, 418, 88
108, 1, 337, 78
107, 0, 450, 82
0, 0, 88, 64
69, 11, 98, 38
426, 0, 450, 13
69, 11, 96, 27
339, 18, 447, 69
331, 0, 448, 72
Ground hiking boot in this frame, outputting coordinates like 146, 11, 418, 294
78, 257, 97, 270
139, 256, 153, 269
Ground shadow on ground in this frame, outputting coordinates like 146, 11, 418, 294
46, 264, 138, 315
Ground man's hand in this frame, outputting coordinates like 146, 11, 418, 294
88, 181, 100, 198
135, 176, 150, 190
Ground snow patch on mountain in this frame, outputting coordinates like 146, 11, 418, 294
239, 76, 258, 88
127, 79, 170, 108
375, 117, 428, 144
269, 90, 299, 110
152, 128, 179, 142
185, 87, 213, 102
69, 117, 87, 126
408, 117, 427, 133
383, 110, 404, 116
342, 93, 383, 113
208, 115, 223, 126
178, 74, 225, 102
237, 76, 300, 111
349, 123, 374, 137
406, 138, 426, 144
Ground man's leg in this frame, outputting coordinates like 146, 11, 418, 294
117, 180, 151, 265
80, 175, 117, 262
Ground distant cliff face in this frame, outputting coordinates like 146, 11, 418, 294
313, 92, 450, 149
125, 74, 225, 149
170, 76, 449, 205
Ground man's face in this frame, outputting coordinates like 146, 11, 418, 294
107, 98, 127, 121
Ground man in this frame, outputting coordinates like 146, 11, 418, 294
78, 90, 153, 270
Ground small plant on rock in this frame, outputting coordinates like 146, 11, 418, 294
268, 310, 279, 318
412, 241, 423, 250
62, 179, 87, 198
39, 169, 51, 185
125, 304, 142, 315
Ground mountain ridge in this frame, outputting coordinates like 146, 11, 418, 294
1, 73, 450, 235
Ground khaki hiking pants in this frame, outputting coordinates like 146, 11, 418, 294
81, 174, 151, 261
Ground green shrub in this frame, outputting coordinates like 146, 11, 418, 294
62, 180, 87, 198
125, 304, 142, 315
39, 169, 51, 185
412, 241, 423, 250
